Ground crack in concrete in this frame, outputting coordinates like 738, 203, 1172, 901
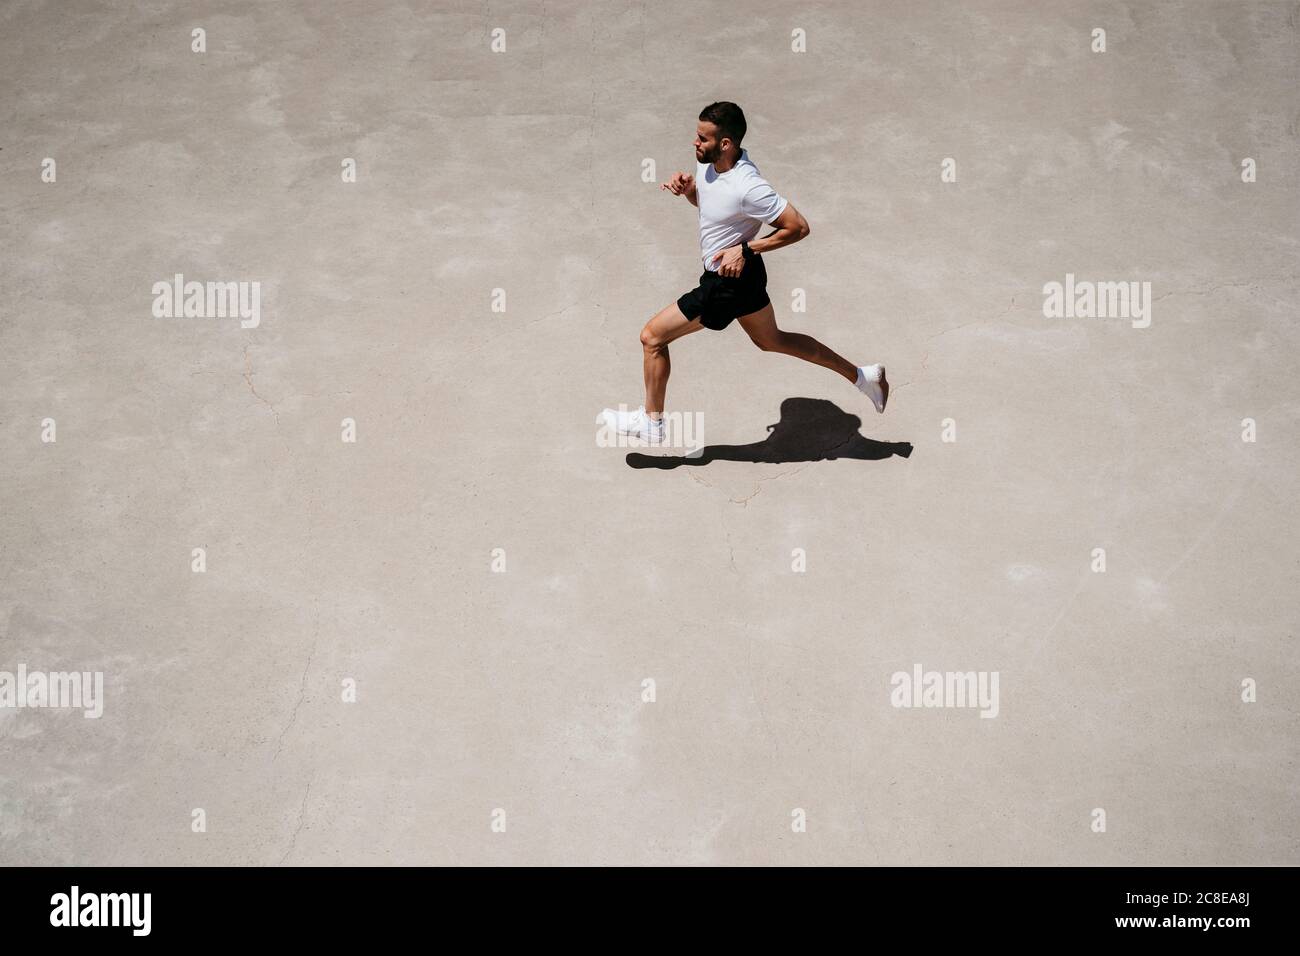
527, 300, 581, 328
1152, 273, 1300, 302
897, 296, 1020, 390
926, 295, 1018, 343
728, 463, 812, 506
1156, 471, 1259, 587
277, 772, 315, 865
723, 523, 740, 573
684, 456, 813, 505
586, 83, 596, 214
273, 638, 316, 762
242, 345, 280, 425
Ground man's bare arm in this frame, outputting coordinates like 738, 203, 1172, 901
748, 202, 809, 255
711, 203, 811, 276
661, 172, 698, 206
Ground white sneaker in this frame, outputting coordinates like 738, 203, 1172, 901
599, 404, 665, 443
855, 364, 889, 414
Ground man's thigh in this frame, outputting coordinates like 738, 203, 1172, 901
644, 300, 705, 346
735, 301, 780, 348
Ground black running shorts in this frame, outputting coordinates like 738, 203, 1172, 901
676, 254, 770, 331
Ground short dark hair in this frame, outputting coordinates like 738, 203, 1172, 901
699, 101, 747, 148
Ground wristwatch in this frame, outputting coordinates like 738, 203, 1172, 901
741, 241, 755, 260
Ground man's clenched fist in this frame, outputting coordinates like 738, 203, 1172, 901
661, 171, 695, 197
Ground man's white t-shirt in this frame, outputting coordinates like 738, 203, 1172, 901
695, 148, 789, 273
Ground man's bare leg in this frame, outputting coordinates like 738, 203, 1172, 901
737, 301, 888, 411
736, 302, 856, 381
640, 302, 704, 416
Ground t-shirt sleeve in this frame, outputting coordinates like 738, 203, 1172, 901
741, 179, 789, 224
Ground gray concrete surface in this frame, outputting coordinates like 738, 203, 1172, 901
1, 0, 1297, 865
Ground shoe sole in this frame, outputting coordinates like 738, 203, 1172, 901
615, 429, 664, 443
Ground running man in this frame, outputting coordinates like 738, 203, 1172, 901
600, 101, 888, 444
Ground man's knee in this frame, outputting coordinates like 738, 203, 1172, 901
752, 329, 785, 352
641, 323, 665, 351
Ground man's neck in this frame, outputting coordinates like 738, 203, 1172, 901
712, 147, 742, 173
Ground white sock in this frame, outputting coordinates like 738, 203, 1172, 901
855, 365, 887, 413
855, 365, 881, 388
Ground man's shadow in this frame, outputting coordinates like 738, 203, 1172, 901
627, 397, 913, 469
